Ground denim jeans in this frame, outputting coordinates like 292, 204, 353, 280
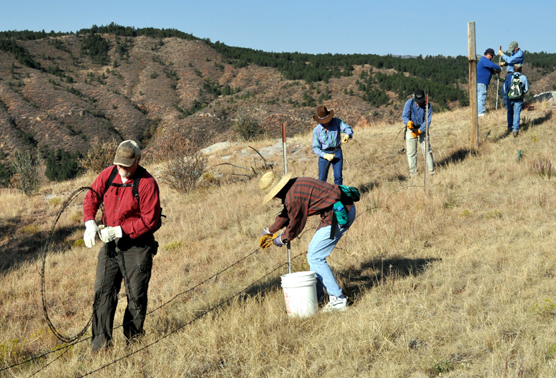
507, 99, 523, 132
307, 205, 356, 299
318, 149, 343, 185
477, 83, 488, 115
502, 74, 512, 109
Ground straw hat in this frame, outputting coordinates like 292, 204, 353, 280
259, 172, 293, 204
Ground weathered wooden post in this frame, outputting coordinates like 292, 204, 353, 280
468, 22, 479, 148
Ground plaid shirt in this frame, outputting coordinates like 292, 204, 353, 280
269, 177, 351, 243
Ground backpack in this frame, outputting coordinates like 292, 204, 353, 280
331, 185, 361, 234
104, 165, 164, 233
508, 73, 524, 100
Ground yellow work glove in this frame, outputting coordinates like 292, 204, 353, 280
341, 134, 350, 144
498, 49, 504, 56
407, 121, 415, 129
411, 129, 422, 138
323, 153, 335, 162
259, 232, 281, 249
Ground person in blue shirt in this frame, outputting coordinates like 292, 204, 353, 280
499, 41, 524, 109
477, 48, 501, 116
402, 89, 434, 177
312, 105, 353, 185
503, 64, 529, 137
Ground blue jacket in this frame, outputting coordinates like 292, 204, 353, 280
501, 48, 524, 73
402, 99, 432, 133
477, 56, 501, 85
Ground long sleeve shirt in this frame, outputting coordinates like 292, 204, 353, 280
402, 99, 433, 133
312, 118, 353, 158
501, 48, 524, 73
83, 165, 161, 239
503, 73, 529, 98
268, 177, 351, 243
477, 56, 501, 85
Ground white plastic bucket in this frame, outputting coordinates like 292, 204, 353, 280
280, 271, 318, 317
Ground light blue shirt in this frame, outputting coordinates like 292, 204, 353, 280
501, 48, 524, 73
312, 118, 353, 158
402, 99, 433, 133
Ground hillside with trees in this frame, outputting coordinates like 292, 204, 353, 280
1, 23, 555, 187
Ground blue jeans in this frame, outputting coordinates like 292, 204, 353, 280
502, 74, 512, 109
507, 99, 523, 132
318, 149, 343, 185
307, 205, 356, 299
477, 83, 487, 115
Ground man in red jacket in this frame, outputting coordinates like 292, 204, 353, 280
83, 140, 161, 351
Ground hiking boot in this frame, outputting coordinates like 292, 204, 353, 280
321, 295, 348, 312
513, 131, 519, 138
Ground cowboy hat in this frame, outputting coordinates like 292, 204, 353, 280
313, 105, 334, 124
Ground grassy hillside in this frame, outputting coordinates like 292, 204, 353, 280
2, 25, 556, 189
1, 103, 556, 377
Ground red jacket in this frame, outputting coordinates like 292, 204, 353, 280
83, 165, 161, 239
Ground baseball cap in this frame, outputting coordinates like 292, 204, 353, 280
113, 140, 141, 167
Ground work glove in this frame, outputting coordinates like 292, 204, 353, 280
323, 153, 335, 162
84, 220, 99, 248
500, 61, 507, 67
259, 230, 282, 249
498, 49, 504, 56
407, 121, 415, 129
341, 134, 350, 144
100, 226, 123, 243
272, 234, 285, 247
411, 129, 422, 139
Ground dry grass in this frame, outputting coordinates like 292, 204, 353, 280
1, 106, 556, 377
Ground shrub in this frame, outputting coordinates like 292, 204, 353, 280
11, 151, 41, 196
154, 128, 207, 194
531, 158, 554, 178
234, 106, 265, 141
80, 137, 120, 173
45, 148, 82, 182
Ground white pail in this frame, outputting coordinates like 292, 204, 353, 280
280, 271, 318, 317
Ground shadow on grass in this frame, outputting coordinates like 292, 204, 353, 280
436, 148, 477, 169
0, 216, 81, 272
340, 256, 441, 301
242, 255, 440, 304
492, 110, 552, 142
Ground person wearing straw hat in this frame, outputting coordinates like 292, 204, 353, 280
83, 140, 161, 351
258, 171, 356, 312
498, 41, 524, 109
312, 105, 353, 185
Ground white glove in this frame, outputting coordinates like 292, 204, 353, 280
341, 134, 350, 144
84, 220, 99, 248
100, 226, 123, 243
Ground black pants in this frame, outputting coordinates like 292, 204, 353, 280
91, 235, 156, 351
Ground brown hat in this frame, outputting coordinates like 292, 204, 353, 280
113, 140, 141, 167
313, 105, 334, 124
259, 171, 293, 204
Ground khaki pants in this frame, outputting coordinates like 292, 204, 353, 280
91, 234, 157, 351
405, 128, 435, 176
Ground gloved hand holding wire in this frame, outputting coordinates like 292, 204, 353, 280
341, 134, 350, 144
100, 226, 123, 243
323, 153, 335, 162
84, 220, 99, 248
498, 49, 505, 56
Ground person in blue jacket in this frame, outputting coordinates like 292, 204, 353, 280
312, 105, 353, 185
499, 41, 524, 109
477, 48, 501, 116
402, 89, 434, 177
503, 64, 529, 137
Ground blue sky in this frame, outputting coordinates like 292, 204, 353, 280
2, 0, 555, 57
